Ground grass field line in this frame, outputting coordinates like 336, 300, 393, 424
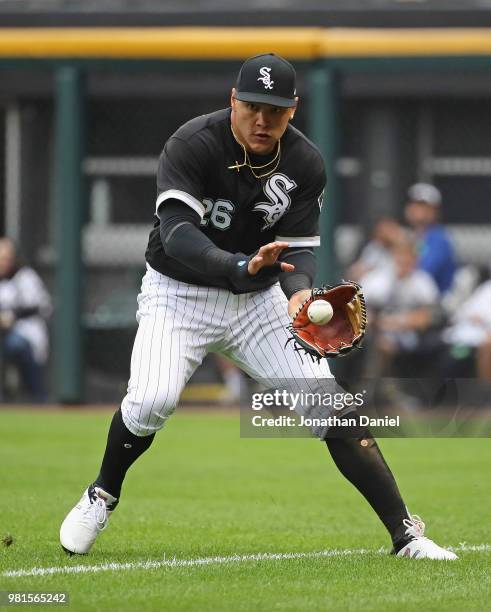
3, 544, 490, 578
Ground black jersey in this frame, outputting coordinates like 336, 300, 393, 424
145, 108, 325, 289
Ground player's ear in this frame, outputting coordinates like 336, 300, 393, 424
231, 88, 237, 111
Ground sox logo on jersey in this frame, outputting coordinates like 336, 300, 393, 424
254, 173, 297, 230
200, 173, 297, 232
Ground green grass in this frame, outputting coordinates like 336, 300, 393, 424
0, 409, 489, 611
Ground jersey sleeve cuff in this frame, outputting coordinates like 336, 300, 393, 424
275, 235, 320, 247
156, 190, 205, 219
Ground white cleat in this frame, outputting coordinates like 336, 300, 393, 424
396, 514, 458, 560
60, 485, 118, 555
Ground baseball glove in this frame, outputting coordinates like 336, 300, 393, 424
287, 282, 367, 361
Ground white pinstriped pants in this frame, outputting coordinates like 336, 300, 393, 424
121, 264, 333, 436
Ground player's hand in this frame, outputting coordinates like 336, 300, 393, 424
288, 289, 311, 318
247, 241, 295, 276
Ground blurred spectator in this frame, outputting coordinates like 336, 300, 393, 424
404, 183, 457, 294
348, 217, 405, 283
0, 238, 52, 402
441, 264, 481, 319
348, 218, 408, 311
371, 241, 440, 379
441, 279, 491, 379
337, 219, 406, 380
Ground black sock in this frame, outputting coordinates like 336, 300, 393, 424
325, 418, 410, 551
94, 408, 155, 499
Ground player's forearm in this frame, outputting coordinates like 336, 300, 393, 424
159, 201, 280, 292
158, 200, 237, 278
279, 248, 315, 300
163, 219, 241, 277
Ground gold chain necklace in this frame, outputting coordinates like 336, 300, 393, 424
228, 125, 281, 179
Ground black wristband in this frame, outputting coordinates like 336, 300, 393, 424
228, 254, 283, 293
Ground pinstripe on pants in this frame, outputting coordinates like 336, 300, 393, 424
121, 264, 333, 436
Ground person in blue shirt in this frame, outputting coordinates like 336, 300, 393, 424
404, 183, 457, 294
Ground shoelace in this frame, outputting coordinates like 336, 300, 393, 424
93, 498, 109, 531
403, 514, 427, 539
77, 494, 109, 531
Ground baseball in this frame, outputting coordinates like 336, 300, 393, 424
307, 300, 334, 325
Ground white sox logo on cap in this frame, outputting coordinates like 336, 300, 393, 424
235, 54, 296, 107
258, 67, 274, 90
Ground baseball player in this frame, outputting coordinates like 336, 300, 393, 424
60, 54, 456, 560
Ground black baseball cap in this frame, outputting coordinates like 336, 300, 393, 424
235, 53, 297, 108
